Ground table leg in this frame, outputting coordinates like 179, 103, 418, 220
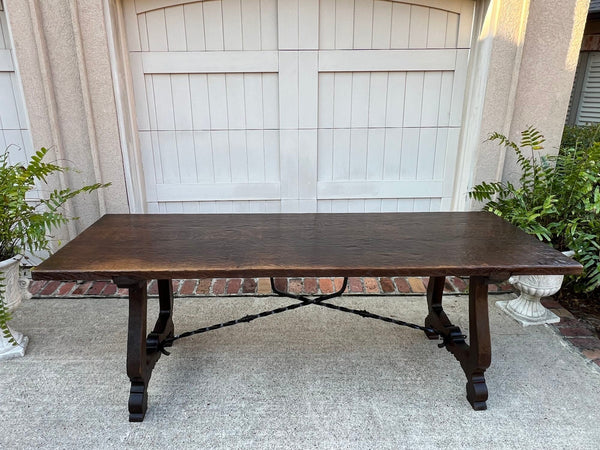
424, 275, 491, 410
465, 276, 491, 410
115, 278, 175, 422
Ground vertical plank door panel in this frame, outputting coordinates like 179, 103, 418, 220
366, 128, 385, 181
152, 75, 175, 130
416, 128, 437, 181
246, 129, 266, 182
278, 0, 299, 50
176, 130, 197, 183
171, 75, 193, 130
335, 0, 355, 49
158, 130, 180, 184
368, 72, 388, 127
244, 74, 264, 130
317, 129, 334, 182
263, 129, 280, 182
207, 74, 229, 129
189, 74, 211, 130
351, 72, 370, 128
298, 51, 318, 129
427, 9, 448, 48
222, 0, 244, 51
349, 128, 368, 180
353, 0, 374, 50
401, 128, 420, 180
371, 0, 392, 49
228, 129, 249, 182
262, 74, 279, 129
383, 127, 403, 180
211, 130, 232, 183
203, 0, 225, 51
319, 0, 336, 50
184, 3, 206, 51
145, 9, 168, 51
165, 5, 187, 51
390, 3, 410, 49
408, 6, 429, 49
332, 129, 351, 181
403, 72, 424, 128
241, 0, 261, 50
385, 72, 406, 128
225, 74, 246, 130
333, 73, 352, 128
260, 0, 278, 50
193, 130, 215, 182
421, 72, 442, 127
298, 0, 319, 50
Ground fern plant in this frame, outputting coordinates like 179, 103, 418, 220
0, 147, 110, 344
470, 126, 600, 295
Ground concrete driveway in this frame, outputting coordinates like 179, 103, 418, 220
2, 294, 600, 449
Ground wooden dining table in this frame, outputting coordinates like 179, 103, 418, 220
32, 212, 582, 422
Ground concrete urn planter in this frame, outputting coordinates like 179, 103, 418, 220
0, 257, 30, 360
496, 251, 574, 326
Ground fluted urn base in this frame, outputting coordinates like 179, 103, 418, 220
497, 272, 565, 326
496, 295, 560, 326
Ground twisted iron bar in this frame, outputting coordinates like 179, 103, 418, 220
158, 277, 450, 355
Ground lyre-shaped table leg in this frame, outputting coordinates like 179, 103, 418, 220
465, 276, 491, 410
115, 278, 175, 422
424, 275, 491, 410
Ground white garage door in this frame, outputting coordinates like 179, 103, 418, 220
0, 4, 34, 165
124, 0, 474, 213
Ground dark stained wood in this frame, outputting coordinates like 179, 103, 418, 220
116, 278, 174, 422
32, 212, 582, 281
425, 275, 491, 410
465, 276, 492, 410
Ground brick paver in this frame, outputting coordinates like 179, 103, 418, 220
348, 277, 363, 293
407, 277, 426, 293
363, 277, 380, 293
242, 278, 257, 294
180, 280, 197, 296
334, 277, 346, 292
226, 279, 242, 295
288, 278, 302, 294
102, 283, 118, 296
72, 282, 91, 295
319, 278, 334, 294
393, 277, 410, 293
57, 282, 76, 296
257, 278, 271, 294
304, 278, 318, 294
212, 279, 226, 295
196, 279, 211, 295
380, 277, 395, 293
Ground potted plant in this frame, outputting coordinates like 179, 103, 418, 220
0, 146, 109, 359
469, 126, 600, 325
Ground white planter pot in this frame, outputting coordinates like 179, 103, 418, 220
0, 257, 30, 360
496, 251, 574, 326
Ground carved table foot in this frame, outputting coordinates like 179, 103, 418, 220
466, 371, 488, 411
128, 381, 149, 422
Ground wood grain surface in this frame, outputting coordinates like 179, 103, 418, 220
32, 212, 583, 281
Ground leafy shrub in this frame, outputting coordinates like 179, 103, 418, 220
0, 147, 110, 343
469, 126, 600, 295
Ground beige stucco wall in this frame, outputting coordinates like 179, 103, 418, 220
4, 0, 129, 244
470, 0, 589, 191
2, 0, 590, 239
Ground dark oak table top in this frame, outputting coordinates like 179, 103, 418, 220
32, 212, 583, 281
